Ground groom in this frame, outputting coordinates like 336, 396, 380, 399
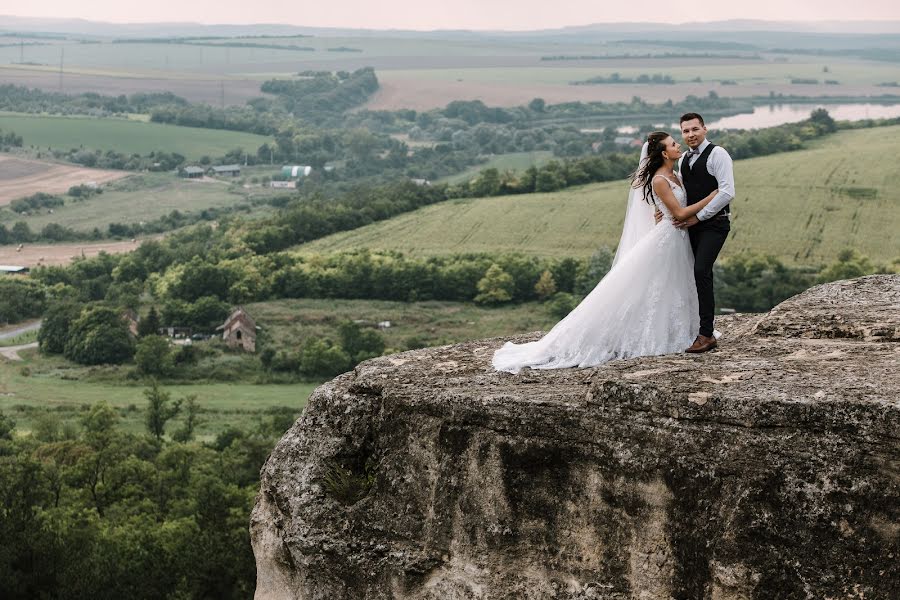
665, 112, 735, 353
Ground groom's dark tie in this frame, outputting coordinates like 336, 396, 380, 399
685, 148, 700, 169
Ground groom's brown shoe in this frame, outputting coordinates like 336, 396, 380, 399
685, 335, 717, 353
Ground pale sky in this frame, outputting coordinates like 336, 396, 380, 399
6, 1, 900, 31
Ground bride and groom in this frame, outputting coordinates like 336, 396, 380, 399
493, 113, 735, 373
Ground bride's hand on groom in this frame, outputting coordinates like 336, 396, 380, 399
673, 216, 699, 229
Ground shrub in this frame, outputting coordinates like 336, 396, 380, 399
300, 338, 351, 378
547, 292, 579, 319
135, 335, 174, 376
474, 264, 514, 304
64, 306, 134, 365
38, 302, 82, 354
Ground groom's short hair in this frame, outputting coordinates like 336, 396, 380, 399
680, 112, 705, 126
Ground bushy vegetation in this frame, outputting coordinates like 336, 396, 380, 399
0, 278, 46, 325
0, 127, 23, 148
0, 84, 188, 116
43, 305, 135, 365
0, 394, 294, 599
9, 192, 64, 214
573, 73, 676, 85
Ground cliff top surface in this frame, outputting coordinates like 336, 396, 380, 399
252, 274, 900, 600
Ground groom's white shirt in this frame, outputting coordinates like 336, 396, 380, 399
679, 138, 735, 221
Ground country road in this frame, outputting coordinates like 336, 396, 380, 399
0, 341, 38, 361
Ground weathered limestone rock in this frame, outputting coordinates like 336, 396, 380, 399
251, 275, 900, 599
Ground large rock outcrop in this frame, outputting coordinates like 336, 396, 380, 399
251, 275, 900, 600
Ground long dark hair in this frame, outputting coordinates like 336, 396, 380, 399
632, 131, 671, 204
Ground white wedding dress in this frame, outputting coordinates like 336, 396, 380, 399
492, 174, 699, 373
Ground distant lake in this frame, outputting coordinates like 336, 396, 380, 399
607, 103, 900, 135
706, 103, 900, 130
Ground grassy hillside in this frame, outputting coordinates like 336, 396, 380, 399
0, 112, 271, 160
0, 172, 280, 232
296, 126, 900, 265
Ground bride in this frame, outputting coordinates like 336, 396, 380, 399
492, 131, 720, 373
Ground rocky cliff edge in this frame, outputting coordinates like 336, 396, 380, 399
251, 275, 900, 599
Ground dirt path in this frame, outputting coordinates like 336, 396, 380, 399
0, 239, 142, 267
0, 341, 38, 361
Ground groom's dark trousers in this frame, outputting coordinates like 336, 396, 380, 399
689, 219, 730, 338
681, 142, 730, 338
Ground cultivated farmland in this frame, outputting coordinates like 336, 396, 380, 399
0, 238, 143, 267
296, 126, 900, 266
0, 171, 269, 233
2, 32, 899, 111
0, 113, 272, 159
0, 155, 127, 205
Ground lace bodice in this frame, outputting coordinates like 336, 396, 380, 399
651, 175, 686, 220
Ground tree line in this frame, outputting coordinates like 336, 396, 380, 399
0, 394, 287, 599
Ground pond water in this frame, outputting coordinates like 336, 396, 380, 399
705, 103, 900, 130
601, 103, 900, 135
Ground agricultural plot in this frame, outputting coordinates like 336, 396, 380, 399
0, 113, 272, 159
0, 64, 267, 107
0, 172, 259, 233
296, 126, 900, 266
0, 154, 127, 206
0, 239, 143, 267
369, 59, 900, 110
2, 33, 897, 111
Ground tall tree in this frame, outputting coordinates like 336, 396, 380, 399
144, 381, 181, 442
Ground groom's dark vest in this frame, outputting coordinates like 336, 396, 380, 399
681, 143, 729, 218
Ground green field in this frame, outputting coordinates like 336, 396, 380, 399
440, 151, 555, 185
0, 346, 317, 439
248, 297, 556, 352
1, 298, 557, 438
296, 126, 900, 266
0, 171, 282, 232
0, 113, 272, 159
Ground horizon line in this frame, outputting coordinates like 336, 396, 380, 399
3, 14, 900, 34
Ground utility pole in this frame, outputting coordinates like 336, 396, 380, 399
58, 47, 64, 92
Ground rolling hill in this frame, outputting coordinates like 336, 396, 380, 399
295, 126, 900, 265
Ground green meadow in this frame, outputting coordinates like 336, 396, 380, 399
247, 297, 556, 352
0, 347, 316, 439
295, 126, 900, 266
0, 298, 559, 438
0, 112, 272, 159
0, 172, 281, 232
